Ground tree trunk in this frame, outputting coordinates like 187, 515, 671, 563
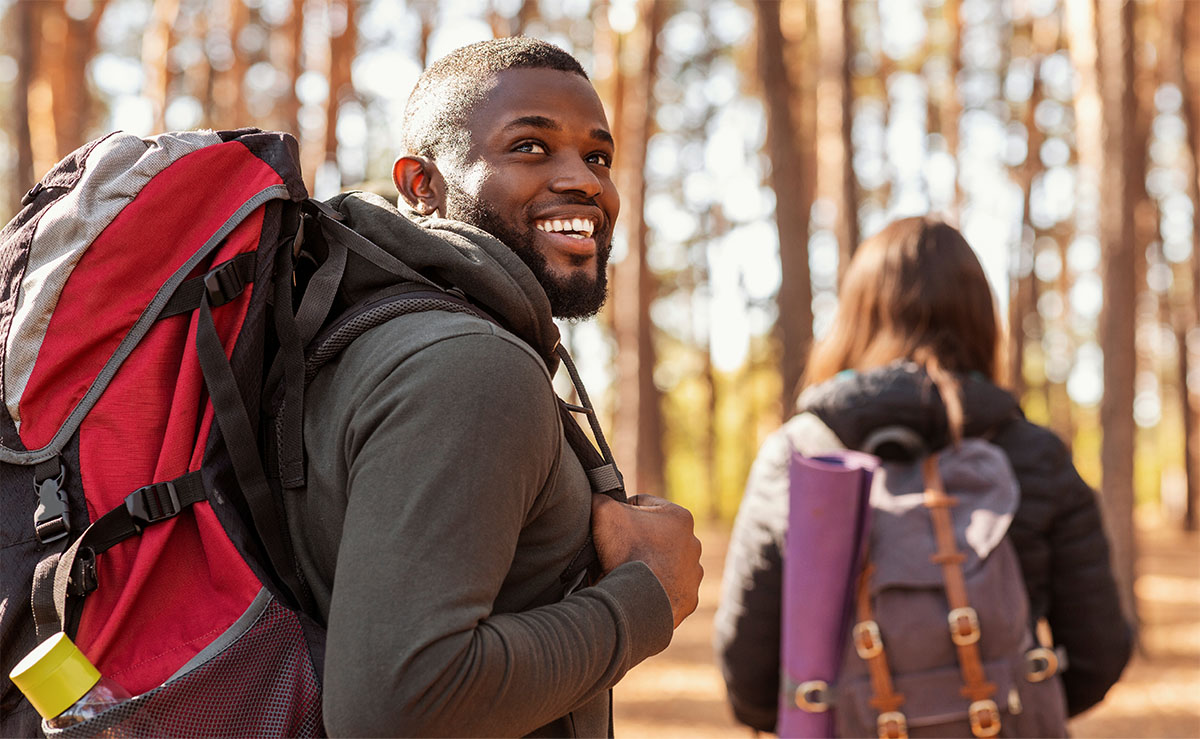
35, 0, 108, 161
756, 0, 815, 413
701, 204, 729, 521
143, 0, 181, 132
211, 0, 250, 129
62, 1, 107, 155
1178, 0, 1200, 531
1181, 315, 1198, 532
324, 0, 357, 188
282, 0, 306, 138
875, 2, 894, 220
28, 13, 61, 177
1095, 0, 1139, 630
1184, 0, 1200, 321
816, 0, 858, 280
611, 0, 666, 497
942, 0, 963, 217
188, 10, 215, 127
415, 0, 437, 69
1008, 12, 1047, 398
1050, 221, 1077, 446
12, 0, 36, 208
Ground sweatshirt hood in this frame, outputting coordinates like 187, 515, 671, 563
326, 191, 561, 369
797, 361, 1022, 452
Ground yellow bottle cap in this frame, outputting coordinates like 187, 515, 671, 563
9, 632, 100, 719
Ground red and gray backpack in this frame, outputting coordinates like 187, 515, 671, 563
0, 128, 620, 737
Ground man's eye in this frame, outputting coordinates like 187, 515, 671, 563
587, 152, 612, 167
514, 141, 547, 154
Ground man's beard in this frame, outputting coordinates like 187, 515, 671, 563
445, 186, 610, 320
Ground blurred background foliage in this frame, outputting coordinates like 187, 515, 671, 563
2, 0, 1198, 623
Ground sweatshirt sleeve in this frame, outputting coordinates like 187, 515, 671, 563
320, 327, 672, 737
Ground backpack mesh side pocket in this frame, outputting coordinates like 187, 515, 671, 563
43, 591, 322, 738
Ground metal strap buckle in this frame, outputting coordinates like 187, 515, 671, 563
125, 481, 182, 529
968, 699, 1001, 738
876, 710, 908, 739
1025, 646, 1060, 682
854, 620, 884, 659
948, 606, 981, 646
794, 680, 830, 713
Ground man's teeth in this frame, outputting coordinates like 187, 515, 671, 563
536, 218, 595, 238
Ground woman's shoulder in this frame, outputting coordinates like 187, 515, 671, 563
989, 414, 1074, 474
778, 412, 847, 456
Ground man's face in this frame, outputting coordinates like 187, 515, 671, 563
440, 68, 620, 319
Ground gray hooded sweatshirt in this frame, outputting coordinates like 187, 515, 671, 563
287, 193, 673, 737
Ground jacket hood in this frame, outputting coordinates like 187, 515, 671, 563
797, 362, 1022, 452
326, 191, 560, 369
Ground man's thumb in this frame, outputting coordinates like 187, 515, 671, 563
626, 493, 670, 508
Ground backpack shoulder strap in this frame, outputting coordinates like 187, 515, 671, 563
922, 454, 1002, 738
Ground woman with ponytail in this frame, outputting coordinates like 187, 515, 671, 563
713, 216, 1130, 733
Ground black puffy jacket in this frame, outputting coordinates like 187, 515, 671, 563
713, 363, 1132, 732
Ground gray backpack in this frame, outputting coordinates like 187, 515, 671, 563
817, 431, 1070, 738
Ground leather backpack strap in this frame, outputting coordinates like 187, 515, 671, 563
922, 454, 1002, 739
853, 560, 908, 739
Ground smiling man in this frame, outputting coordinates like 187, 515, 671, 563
289, 38, 703, 737
398, 47, 618, 319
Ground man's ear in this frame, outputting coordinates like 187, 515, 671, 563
393, 156, 446, 216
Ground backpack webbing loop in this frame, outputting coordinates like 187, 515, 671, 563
585, 465, 622, 498
31, 552, 64, 641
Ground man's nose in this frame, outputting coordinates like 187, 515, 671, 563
549, 155, 603, 199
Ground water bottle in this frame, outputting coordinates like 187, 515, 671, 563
9, 631, 132, 729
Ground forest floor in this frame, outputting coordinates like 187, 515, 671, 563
613, 511, 1200, 738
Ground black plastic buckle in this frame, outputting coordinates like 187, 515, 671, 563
21, 182, 44, 207
34, 463, 70, 544
125, 481, 182, 530
68, 547, 100, 596
204, 261, 247, 307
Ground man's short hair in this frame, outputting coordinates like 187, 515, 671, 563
401, 37, 588, 163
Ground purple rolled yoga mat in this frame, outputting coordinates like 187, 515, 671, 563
777, 450, 877, 738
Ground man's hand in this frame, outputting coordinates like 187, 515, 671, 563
591, 493, 703, 628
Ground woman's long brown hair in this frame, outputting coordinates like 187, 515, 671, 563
802, 216, 1004, 442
